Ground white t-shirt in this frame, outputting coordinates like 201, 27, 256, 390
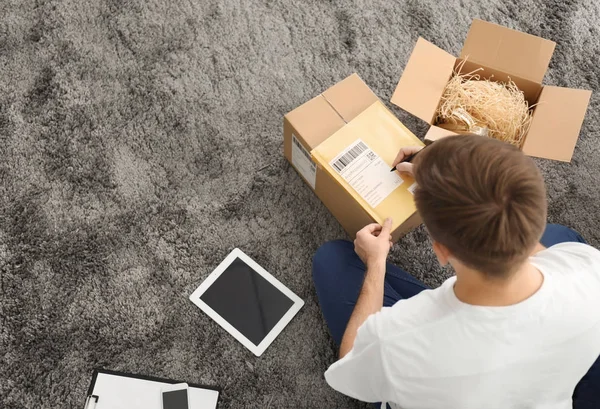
325, 242, 600, 409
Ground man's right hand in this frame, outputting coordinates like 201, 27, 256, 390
391, 146, 424, 177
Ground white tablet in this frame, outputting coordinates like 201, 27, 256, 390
189, 248, 304, 356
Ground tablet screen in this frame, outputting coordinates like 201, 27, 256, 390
198, 257, 295, 346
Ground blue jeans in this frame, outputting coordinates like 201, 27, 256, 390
312, 224, 596, 408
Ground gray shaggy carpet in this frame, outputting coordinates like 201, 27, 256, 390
1, 0, 599, 408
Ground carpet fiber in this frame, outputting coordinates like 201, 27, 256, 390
1, 0, 599, 407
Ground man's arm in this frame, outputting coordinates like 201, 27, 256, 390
338, 144, 422, 358
339, 260, 386, 358
338, 218, 393, 359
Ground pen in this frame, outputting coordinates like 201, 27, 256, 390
389, 143, 431, 172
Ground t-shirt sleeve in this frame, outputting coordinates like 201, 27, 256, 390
324, 310, 394, 403
533, 242, 600, 280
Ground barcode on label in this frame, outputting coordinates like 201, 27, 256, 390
332, 141, 367, 172
293, 136, 312, 163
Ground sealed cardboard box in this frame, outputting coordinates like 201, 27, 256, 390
283, 74, 424, 242
391, 19, 592, 162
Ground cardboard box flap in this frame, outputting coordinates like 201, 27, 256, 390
284, 95, 346, 149
424, 125, 459, 142
460, 19, 555, 84
522, 86, 591, 162
391, 38, 455, 123
322, 73, 379, 123
456, 59, 543, 104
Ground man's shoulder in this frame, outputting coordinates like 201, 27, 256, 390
532, 242, 600, 278
543, 241, 600, 256
531, 243, 600, 316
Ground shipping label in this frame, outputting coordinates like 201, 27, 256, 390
291, 134, 317, 189
329, 139, 403, 208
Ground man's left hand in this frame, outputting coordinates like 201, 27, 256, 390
354, 218, 393, 268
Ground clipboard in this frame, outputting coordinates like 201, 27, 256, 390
84, 369, 221, 409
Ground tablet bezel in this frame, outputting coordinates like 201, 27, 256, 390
189, 248, 304, 357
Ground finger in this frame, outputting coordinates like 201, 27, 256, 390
403, 146, 424, 157
392, 146, 424, 168
389, 235, 392, 241
391, 146, 416, 166
395, 162, 415, 175
389, 241, 393, 248
380, 218, 393, 236
372, 227, 384, 237
391, 150, 407, 168
359, 223, 382, 236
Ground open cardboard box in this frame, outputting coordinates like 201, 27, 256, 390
283, 74, 423, 242
283, 20, 592, 241
391, 19, 592, 162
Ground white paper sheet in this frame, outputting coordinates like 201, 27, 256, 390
86, 372, 219, 409
330, 139, 404, 208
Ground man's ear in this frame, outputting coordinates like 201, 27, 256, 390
432, 241, 451, 267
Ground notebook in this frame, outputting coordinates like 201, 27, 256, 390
83, 369, 220, 409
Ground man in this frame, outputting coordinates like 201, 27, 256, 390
312, 135, 600, 409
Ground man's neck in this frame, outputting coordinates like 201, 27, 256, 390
453, 262, 544, 307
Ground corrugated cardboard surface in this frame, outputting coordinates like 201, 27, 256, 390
393, 19, 591, 162
322, 73, 379, 123
424, 124, 459, 142
312, 100, 424, 233
314, 166, 374, 239
461, 19, 556, 84
391, 38, 455, 123
523, 86, 593, 162
456, 59, 543, 104
284, 95, 345, 151
284, 74, 412, 240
